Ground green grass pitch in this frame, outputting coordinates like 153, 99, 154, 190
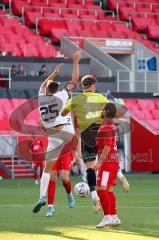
0, 174, 159, 240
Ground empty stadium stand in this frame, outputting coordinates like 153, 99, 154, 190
125, 99, 159, 132
0, 0, 159, 57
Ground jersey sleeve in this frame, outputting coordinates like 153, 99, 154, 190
64, 96, 77, 111
102, 95, 109, 104
38, 89, 46, 96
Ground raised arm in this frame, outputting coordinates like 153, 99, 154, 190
39, 63, 63, 95
65, 51, 80, 94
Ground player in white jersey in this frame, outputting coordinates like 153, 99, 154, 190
33, 51, 80, 213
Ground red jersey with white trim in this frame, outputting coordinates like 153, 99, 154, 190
96, 122, 119, 165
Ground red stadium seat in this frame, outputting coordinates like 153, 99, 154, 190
68, 4, 85, 9
24, 34, 44, 45
146, 25, 159, 40
0, 10, 7, 15
0, 43, 22, 57
30, 2, 48, 7
62, 13, 78, 19
66, 20, 82, 31
49, 2, 67, 8
42, 8, 54, 14
131, 17, 155, 33
76, 29, 94, 37
82, 21, 97, 31
24, 11, 43, 27
119, 6, 135, 21
43, 12, 60, 18
12, 1, 30, 16
19, 43, 39, 57
38, 19, 66, 36
108, 0, 116, 10
51, 28, 70, 43
38, 43, 56, 58
80, 14, 97, 20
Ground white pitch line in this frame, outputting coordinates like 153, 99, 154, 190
0, 205, 158, 209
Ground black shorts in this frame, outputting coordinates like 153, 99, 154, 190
81, 123, 100, 163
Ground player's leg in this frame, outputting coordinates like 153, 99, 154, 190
82, 141, 100, 213
33, 166, 38, 185
46, 170, 56, 217
117, 170, 130, 192
96, 168, 112, 228
85, 161, 100, 213
33, 159, 55, 213
32, 131, 67, 213
60, 170, 75, 208
60, 152, 75, 208
40, 165, 43, 179
107, 186, 121, 226
81, 126, 100, 213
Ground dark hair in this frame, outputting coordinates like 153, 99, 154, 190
102, 103, 116, 119
47, 81, 60, 94
81, 75, 97, 88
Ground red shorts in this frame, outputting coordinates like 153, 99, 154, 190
52, 152, 74, 172
97, 162, 119, 187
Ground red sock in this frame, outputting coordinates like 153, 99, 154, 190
48, 180, 56, 205
34, 167, 38, 181
97, 189, 111, 215
107, 191, 117, 215
63, 181, 72, 194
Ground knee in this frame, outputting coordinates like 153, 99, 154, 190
61, 176, 69, 184
61, 172, 69, 184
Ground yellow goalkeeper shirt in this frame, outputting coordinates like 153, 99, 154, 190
64, 91, 108, 132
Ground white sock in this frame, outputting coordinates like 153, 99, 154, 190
111, 214, 117, 220
104, 215, 112, 221
91, 190, 99, 200
40, 172, 50, 198
68, 192, 73, 197
48, 204, 54, 208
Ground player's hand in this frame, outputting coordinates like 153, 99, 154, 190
75, 152, 82, 167
92, 162, 101, 171
39, 120, 46, 131
55, 63, 63, 73
73, 51, 80, 63
122, 179, 131, 192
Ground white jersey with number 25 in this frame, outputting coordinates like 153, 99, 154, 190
38, 89, 69, 129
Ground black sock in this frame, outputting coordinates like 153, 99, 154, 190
86, 168, 96, 192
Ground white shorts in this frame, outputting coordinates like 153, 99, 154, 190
45, 123, 74, 161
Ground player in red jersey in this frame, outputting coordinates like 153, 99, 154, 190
30, 136, 45, 184
94, 102, 121, 228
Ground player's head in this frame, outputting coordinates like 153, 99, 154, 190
102, 102, 116, 119
81, 75, 97, 92
47, 81, 60, 95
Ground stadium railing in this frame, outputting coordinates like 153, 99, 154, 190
117, 70, 159, 93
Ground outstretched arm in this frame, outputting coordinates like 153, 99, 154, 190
65, 51, 80, 94
39, 63, 63, 95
